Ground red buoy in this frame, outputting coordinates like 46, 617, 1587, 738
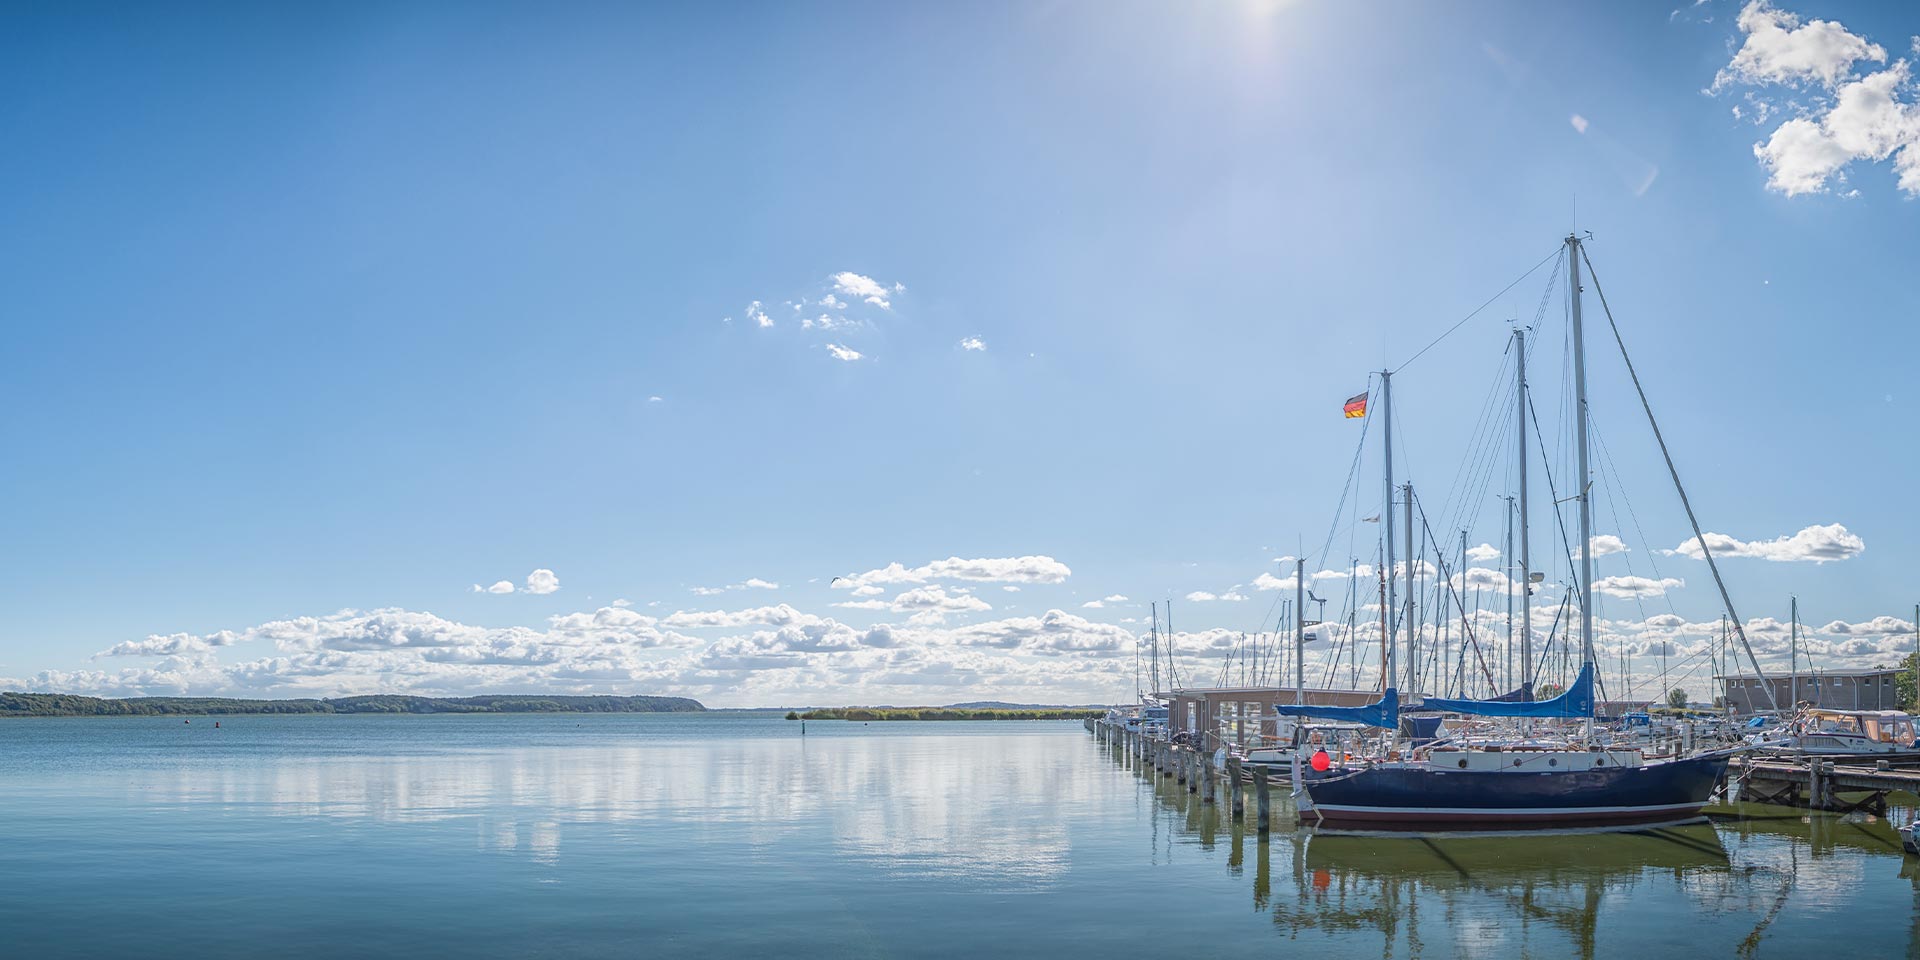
1310, 750, 1331, 772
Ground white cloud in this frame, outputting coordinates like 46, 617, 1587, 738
826, 343, 863, 362
1711, 4, 1919, 196
959, 337, 986, 352
1466, 543, 1501, 563
830, 272, 895, 309
1570, 113, 1590, 134
834, 585, 993, 621
1589, 534, 1630, 557
647, 395, 663, 403
610, 599, 633, 608
1668, 523, 1864, 562
802, 313, 856, 331
1184, 589, 1245, 602
819, 293, 846, 309
1103, 594, 1128, 603
524, 569, 560, 595
662, 604, 819, 630
833, 556, 1071, 591
1712, 1, 1885, 91
690, 578, 782, 596
1592, 575, 1685, 598
747, 300, 773, 328
486, 580, 515, 595
1081, 600, 1105, 609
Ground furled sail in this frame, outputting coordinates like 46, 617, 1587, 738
1416, 664, 1593, 719
1273, 688, 1398, 728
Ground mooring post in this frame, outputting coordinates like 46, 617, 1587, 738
1252, 766, 1271, 837
1188, 751, 1200, 793
1202, 752, 1216, 803
1227, 756, 1245, 819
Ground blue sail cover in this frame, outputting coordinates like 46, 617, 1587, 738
1273, 688, 1399, 728
1416, 664, 1594, 719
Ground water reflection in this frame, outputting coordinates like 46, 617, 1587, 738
115, 726, 1083, 884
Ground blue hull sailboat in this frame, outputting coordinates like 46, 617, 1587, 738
1291, 233, 1767, 830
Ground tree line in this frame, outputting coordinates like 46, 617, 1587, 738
0, 692, 706, 717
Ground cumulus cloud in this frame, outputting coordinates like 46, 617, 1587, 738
747, 300, 773, 328
1185, 591, 1217, 602
830, 272, 895, 309
1592, 575, 1685, 598
959, 337, 986, 352
524, 569, 560, 595
1711, 1, 1885, 92
1466, 543, 1501, 563
833, 585, 993, 621
832, 556, 1071, 591
689, 578, 781, 596
825, 343, 863, 362
1668, 523, 1864, 562
1589, 534, 1629, 557
1710, 3, 1919, 196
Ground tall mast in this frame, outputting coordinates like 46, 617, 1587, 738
1567, 234, 1595, 676
1514, 327, 1533, 696
1149, 602, 1161, 698
1381, 370, 1396, 691
1404, 481, 1417, 699
1790, 596, 1800, 708
1294, 557, 1306, 705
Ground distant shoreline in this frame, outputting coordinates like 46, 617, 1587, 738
790, 707, 1104, 721
0, 692, 705, 718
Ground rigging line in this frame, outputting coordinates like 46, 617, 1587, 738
1590, 413, 1684, 621
1392, 245, 1564, 374
1578, 244, 1779, 711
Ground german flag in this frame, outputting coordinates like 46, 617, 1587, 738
1343, 392, 1368, 419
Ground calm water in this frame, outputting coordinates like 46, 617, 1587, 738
2, 714, 1916, 958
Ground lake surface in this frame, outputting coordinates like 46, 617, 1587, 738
2, 713, 1916, 958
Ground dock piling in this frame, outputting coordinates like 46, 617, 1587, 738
1251, 766, 1271, 837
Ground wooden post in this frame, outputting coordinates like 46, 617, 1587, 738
1252, 765, 1272, 837
1227, 755, 1244, 818
1202, 752, 1216, 803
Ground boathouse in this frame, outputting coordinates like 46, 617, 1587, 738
1716, 667, 1906, 714
1161, 686, 1380, 748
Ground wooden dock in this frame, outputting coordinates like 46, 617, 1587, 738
1086, 717, 1293, 837
1730, 754, 1920, 814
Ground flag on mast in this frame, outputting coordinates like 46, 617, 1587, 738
1343, 392, 1368, 419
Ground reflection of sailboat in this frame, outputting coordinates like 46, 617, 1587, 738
1301, 822, 1730, 881
1270, 825, 1730, 960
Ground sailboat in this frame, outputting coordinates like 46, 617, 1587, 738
1292, 233, 1765, 829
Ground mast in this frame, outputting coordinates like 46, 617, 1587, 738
1567, 234, 1595, 681
1515, 326, 1533, 696
1381, 369, 1396, 692
1294, 557, 1305, 705
1790, 596, 1800, 708
1149, 602, 1161, 698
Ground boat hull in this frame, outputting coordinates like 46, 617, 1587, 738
1301, 753, 1730, 829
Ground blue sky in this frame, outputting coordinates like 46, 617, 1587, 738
3, 0, 1917, 706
